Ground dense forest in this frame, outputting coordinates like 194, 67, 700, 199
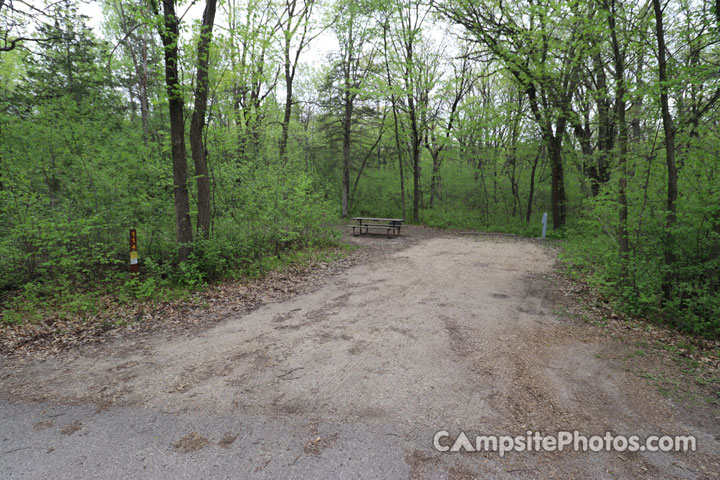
1, 0, 718, 337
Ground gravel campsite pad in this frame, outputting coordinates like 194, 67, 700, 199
1, 227, 718, 478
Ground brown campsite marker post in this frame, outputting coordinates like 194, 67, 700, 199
129, 229, 139, 274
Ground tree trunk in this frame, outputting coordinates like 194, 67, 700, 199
279, 36, 293, 162
526, 151, 540, 224
630, 54, 644, 141
429, 151, 440, 209
408, 89, 421, 222
158, 0, 192, 262
190, 0, 216, 239
547, 135, 566, 229
390, 102, 406, 219
402, 35, 421, 222
341, 89, 352, 217
526, 84, 566, 229
139, 33, 150, 145
398, 147, 406, 220
653, 0, 678, 301
279, 76, 292, 161
233, 93, 247, 160
607, 0, 629, 279
572, 120, 597, 195
616, 90, 630, 280
594, 53, 613, 193
411, 133, 420, 222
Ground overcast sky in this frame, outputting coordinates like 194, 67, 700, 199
77, 0, 339, 69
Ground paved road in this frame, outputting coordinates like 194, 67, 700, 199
1, 234, 718, 478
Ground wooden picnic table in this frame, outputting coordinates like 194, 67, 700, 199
349, 217, 404, 238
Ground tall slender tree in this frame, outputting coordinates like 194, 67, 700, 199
278, 0, 316, 162
152, 0, 193, 261
604, 0, 630, 280
190, 0, 217, 238
334, 0, 377, 217
652, 0, 678, 300
386, 0, 433, 222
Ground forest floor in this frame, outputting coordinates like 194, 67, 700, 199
1, 226, 719, 479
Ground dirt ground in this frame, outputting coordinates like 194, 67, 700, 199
1, 227, 719, 479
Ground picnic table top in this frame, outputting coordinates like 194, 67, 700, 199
351, 217, 404, 222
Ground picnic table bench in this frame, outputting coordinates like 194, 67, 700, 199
349, 217, 404, 238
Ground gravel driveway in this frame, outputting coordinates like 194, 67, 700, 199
1, 229, 718, 478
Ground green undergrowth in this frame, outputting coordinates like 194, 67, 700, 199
560, 227, 720, 340
1, 238, 349, 328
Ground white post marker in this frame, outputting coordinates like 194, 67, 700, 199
541, 212, 548, 239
